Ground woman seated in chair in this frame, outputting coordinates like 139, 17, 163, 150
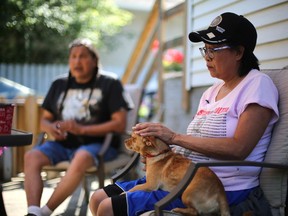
89, 12, 279, 216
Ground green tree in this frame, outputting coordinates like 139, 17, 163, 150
0, 0, 132, 63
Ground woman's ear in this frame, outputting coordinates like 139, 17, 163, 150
235, 45, 245, 60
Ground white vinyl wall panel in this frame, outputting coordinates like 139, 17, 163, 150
257, 20, 288, 44
191, 0, 285, 30
188, 0, 288, 89
250, 3, 288, 27
260, 59, 288, 70
192, 0, 239, 18
257, 40, 288, 69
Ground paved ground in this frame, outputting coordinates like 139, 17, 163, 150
1, 162, 142, 216
2, 174, 112, 216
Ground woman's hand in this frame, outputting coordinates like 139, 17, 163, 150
132, 122, 177, 145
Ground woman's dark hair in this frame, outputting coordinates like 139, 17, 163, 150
238, 50, 260, 76
229, 43, 260, 77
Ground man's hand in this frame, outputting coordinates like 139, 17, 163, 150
49, 122, 67, 140
56, 120, 83, 135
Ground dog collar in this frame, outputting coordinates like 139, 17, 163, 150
145, 148, 170, 158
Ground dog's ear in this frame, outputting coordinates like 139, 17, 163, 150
155, 138, 166, 146
155, 138, 169, 150
142, 136, 156, 146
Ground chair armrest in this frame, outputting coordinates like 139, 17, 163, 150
111, 152, 140, 183
96, 130, 133, 179
35, 132, 47, 146
154, 160, 288, 216
97, 133, 114, 158
96, 130, 132, 161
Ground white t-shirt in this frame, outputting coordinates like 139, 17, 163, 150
174, 69, 279, 191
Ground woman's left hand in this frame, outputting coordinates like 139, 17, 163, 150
132, 122, 176, 145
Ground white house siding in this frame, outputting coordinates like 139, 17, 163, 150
187, 0, 288, 88
99, 10, 150, 77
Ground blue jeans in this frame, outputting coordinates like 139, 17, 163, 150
35, 140, 118, 165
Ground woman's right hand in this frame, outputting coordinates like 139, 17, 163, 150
133, 122, 177, 145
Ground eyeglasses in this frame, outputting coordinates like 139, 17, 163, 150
199, 45, 231, 59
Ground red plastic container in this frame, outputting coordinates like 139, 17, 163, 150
0, 104, 15, 134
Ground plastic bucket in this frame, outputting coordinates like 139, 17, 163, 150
0, 103, 15, 134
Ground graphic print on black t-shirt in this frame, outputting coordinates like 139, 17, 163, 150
58, 88, 102, 124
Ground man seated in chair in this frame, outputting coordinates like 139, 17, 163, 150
23, 38, 131, 216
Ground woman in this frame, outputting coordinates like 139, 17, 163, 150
89, 12, 279, 216
24, 38, 130, 216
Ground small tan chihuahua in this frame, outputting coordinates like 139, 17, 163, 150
125, 132, 230, 216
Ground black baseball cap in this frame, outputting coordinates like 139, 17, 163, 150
189, 12, 257, 52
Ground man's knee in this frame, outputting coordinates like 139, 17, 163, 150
24, 150, 49, 169
71, 150, 94, 169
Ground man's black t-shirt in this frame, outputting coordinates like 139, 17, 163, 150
42, 72, 130, 149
